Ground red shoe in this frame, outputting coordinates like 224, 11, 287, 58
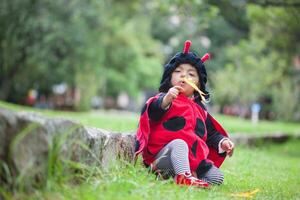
174, 172, 210, 188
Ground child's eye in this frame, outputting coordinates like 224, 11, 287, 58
174, 70, 181, 73
189, 73, 195, 77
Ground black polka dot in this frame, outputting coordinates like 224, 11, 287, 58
163, 116, 186, 131
140, 104, 147, 115
195, 118, 205, 138
196, 159, 213, 178
191, 141, 198, 157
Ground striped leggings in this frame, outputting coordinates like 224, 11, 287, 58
153, 139, 224, 185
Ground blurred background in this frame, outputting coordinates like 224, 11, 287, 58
1, 0, 299, 122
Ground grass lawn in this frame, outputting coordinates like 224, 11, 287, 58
6, 140, 300, 200
0, 101, 300, 199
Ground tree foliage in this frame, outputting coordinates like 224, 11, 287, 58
212, 5, 300, 121
0, 0, 105, 107
0, 1, 299, 120
0, 0, 162, 110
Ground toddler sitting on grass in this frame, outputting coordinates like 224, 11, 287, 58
135, 40, 234, 188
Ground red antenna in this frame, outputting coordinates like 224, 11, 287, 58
183, 40, 191, 54
201, 53, 210, 63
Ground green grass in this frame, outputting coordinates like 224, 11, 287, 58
0, 101, 138, 132
1, 100, 300, 134
215, 114, 300, 135
4, 140, 300, 200
1, 101, 300, 199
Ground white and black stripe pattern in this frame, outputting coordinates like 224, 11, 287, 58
199, 165, 224, 185
153, 139, 224, 185
154, 139, 191, 178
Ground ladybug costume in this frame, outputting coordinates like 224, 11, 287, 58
135, 40, 230, 179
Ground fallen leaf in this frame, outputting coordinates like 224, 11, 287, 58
230, 189, 260, 198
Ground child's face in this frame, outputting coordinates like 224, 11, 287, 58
171, 63, 200, 97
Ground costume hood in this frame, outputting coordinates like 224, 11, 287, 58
159, 40, 210, 102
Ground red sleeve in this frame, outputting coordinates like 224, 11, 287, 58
134, 95, 159, 157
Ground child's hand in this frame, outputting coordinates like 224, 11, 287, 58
221, 139, 235, 157
161, 86, 184, 109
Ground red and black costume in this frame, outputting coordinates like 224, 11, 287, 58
134, 40, 230, 177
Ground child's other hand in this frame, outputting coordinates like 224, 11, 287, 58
221, 139, 235, 157
162, 86, 184, 109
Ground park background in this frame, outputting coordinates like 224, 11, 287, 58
1, 0, 300, 199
